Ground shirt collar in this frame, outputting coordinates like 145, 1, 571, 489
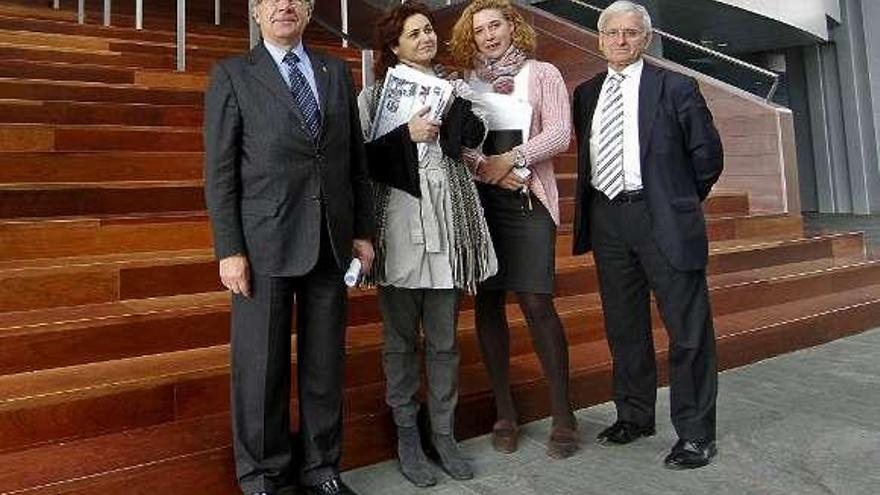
263, 39, 307, 67
607, 58, 644, 82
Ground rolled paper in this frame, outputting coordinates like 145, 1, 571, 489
344, 258, 362, 287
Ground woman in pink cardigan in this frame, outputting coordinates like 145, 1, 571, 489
450, 0, 578, 459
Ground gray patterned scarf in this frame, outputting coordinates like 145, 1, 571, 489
474, 45, 528, 94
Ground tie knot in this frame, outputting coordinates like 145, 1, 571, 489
609, 73, 625, 86
283, 51, 300, 66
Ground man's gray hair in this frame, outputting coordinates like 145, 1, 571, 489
251, 0, 314, 11
598, 1, 653, 33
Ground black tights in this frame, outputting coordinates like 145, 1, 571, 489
474, 289, 575, 428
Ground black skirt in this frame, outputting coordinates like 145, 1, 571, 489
477, 183, 556, 294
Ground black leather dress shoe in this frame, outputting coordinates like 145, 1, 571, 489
302, 477, 357, 495
663, 438, 717, 469
596, 420, 655, 445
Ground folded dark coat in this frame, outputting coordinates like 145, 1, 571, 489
365, 97, 485, 198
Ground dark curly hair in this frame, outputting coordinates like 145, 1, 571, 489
373, 1, 436, 80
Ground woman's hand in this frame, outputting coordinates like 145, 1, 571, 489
496, 170, 527, 191
479, 152, 515, 184
408, 106, 440, 143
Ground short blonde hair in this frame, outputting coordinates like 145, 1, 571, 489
448, 0, 536, 68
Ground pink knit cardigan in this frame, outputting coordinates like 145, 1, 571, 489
467, 59, 572, 225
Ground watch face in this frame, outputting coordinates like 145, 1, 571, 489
513, 167, 531, 179
513, 150, 526, 168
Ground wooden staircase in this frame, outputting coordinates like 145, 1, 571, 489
1, 1, 879, 493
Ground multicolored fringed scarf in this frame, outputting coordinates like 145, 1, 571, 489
363, 67, 496, 294
474, 45, 528, 94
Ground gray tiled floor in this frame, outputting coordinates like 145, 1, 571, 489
344, 328, 880, 494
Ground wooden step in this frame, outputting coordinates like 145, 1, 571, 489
0, 78, 203, 105
0, 182, 746, 220
0, 58, 136, 84
554, 176, 749, 215
0, 196, 769, 261
557, 212, 803, 250
0, 3, 75, 21
1, 258, 878, 453
0, 151, 203, 183
0, 180, 205, 218
0, 124, 202, 152
0, 27, 111, 51
0, 13, 249, 49
1, 280, 879, 493
0, 233, 868, 375
0, 211, 212, 261
0, 230, 861, 314
0, 42, 176, 70
0, 27, 239, 63
457, 281, 880, 442
0, 99, 201, 126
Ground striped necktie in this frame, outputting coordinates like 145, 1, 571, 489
282, 51, 321, 142
595, 73, 626, 200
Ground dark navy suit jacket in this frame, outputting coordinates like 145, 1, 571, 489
572, 63, 723, 271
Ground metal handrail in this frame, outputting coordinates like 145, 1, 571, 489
541, 0, 781, 101
177, 0, 186, 71
340, 0, 349, 48
310, 17, 367, 49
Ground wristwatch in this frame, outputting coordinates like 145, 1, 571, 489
510, 148, 530, 180
511, 148, 527, 170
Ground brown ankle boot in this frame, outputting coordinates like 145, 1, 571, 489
491, 419, 519, 454
547, 423, 580, 459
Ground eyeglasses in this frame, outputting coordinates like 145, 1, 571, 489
600, 29, 645, 39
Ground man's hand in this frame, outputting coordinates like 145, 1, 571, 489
480, 152, 515, 184
219, 254, 251, 298
353, 239, 375, 275
497, 170, 527, 191
408, 106, 440, 143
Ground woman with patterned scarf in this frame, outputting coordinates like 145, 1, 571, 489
450, 0, 579, 459
357, 1, 497, 488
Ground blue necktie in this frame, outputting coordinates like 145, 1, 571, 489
283, 51, 321, 142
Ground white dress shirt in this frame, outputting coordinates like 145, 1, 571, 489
589, 58, 643, 191
263, 39, 322, 111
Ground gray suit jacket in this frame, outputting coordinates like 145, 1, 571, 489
204, 43, 374, 276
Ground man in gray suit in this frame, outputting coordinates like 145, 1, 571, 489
203, 0, 374, 493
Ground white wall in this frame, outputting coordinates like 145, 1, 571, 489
713, 0, 838, 40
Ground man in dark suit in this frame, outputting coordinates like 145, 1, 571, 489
203, 0, 374, 493
572, 1, 723, 469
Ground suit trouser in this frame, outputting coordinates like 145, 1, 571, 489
230, 232, 346, 493
590, 193, 717, 441
378, 286, 461, 435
